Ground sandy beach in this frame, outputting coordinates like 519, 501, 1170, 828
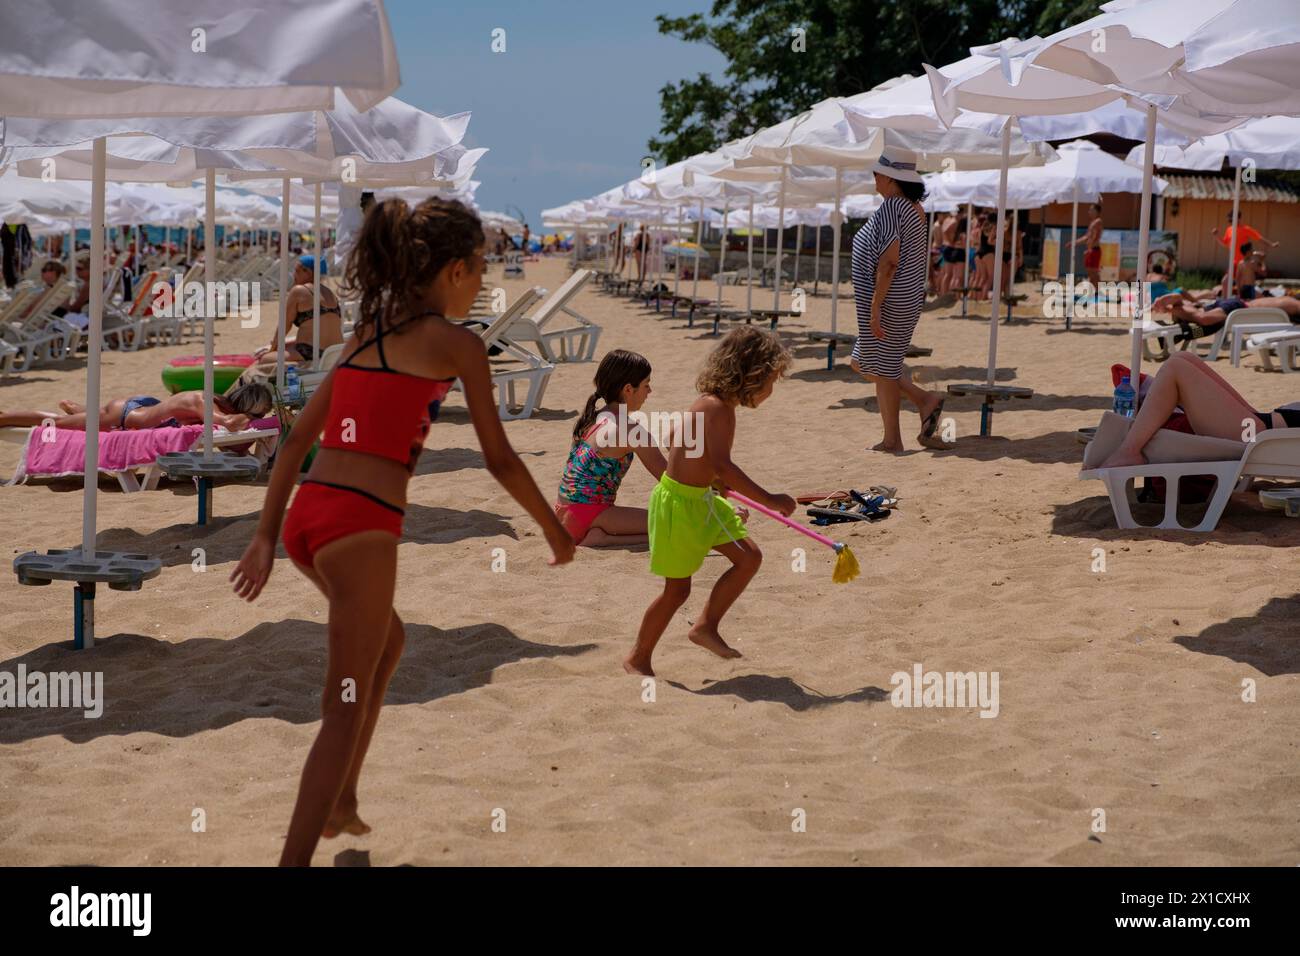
1, 254, 1297, 866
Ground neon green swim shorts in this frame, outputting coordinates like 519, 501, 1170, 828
647, 473, 748, 578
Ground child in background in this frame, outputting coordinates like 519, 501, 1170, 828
556, 349, 666, 547
1235, 243, 1263, 300
625, 327, 795, 677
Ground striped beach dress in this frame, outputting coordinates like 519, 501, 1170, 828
851, 195, 928, 380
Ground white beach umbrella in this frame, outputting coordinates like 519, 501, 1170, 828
1, 0, 400, 649
734, 59, 1055, 358
995, 0, 1300, 117
0, 0, 398, 118
925, 140, 1167, 207
925, 36, 1266, 405
1126, 114, 1300, 296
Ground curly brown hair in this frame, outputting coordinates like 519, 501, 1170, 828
695, 327, 792, 408
342, 196, 484, 339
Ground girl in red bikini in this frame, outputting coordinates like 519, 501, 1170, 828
554, 349, 666, 547
230, 198, 574, 866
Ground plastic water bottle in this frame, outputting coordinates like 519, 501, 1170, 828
1113, 375, 1136, 418
284, 361, 301, 400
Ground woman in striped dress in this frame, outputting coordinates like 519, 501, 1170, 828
851, 147, 948, 453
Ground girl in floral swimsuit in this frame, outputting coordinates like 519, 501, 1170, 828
555, 349, 667, 546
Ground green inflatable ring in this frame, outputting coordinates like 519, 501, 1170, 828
160, 365, 247, 394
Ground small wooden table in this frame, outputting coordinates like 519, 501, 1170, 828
701, 307, 747, 335
669, 295, 713, 325
945, 382, 1035, 437
747, 307, 802, 331
1002, 293, 1029, 322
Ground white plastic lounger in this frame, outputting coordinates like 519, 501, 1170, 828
505, 268, 601, 363
2, 279, 80, 369
1248, 328, 1300, 373
113, 427, 280, 492
4, 423, 279, 493
1185, 307, 1275, 363
1079, 410, 1300, 532
453, 291, 555, 420
1225, 308, 1293, 366
1140, 319, 1182, 362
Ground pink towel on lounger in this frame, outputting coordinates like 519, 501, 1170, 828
8, 424, 205, 485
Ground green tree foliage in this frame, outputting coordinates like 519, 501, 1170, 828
650, 0, 1101, 163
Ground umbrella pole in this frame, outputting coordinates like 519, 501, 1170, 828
828, 168, 843, 370
773, 167, 787, 312
746, 196, 755, 320
927, 210, 935, 294
794, 222, 802, 292
203, 169, 216, 458
691, 199, 703, 305
1131, 105, 1157, 407
1007, 205, 1019, 322
277, 177, 290, 393
1226, 164, 1242, 298
717, 199, 729, 306
986, 122, 1010, 389
81, 137, 107, 563
1068, 185, 1078, 330
657, 210, 666, 293
186, 223, 192, 264
673, 206, 683, 300
313, 183, 322, 361
961, 202, 972, 317
67, 223, 75, 267
813, 214, 822, 298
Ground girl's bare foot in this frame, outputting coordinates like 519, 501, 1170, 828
871, 441, 905, 454
688, 623, 742, 660
623, 654, 655, 677
321, 809, 371, 839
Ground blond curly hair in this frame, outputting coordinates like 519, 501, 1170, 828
695, 327, 792, 408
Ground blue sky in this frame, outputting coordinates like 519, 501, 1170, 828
385, 0, 726, 229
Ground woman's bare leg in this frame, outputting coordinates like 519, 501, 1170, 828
0, 399, 121, 430
867, 374, 904, 452
279, 531, 396, 866
1100, 353, 1264, 468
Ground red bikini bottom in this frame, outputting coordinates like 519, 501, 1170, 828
282, 480, 404, 567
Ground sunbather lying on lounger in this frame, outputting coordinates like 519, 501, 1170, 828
1151, 292, 1300, 335
0, 382, 272, 433
1097, 351, 1300, 469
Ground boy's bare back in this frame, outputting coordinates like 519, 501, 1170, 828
666, 394, 733, 488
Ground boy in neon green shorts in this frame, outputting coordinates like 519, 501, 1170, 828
626, 328, 796, 676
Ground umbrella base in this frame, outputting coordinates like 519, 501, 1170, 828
14, 549, 162, 650
946, 383, 1035, 437
156, 451, 261, 525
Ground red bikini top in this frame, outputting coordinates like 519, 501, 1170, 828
319, 311, 455, 472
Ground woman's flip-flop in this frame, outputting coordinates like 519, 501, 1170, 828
920, 400, 945, 439
917, 432, 955, 450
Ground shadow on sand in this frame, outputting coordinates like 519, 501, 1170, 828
1173, 594, 1300, 676
666, 673, 888, 711
0, 618, 597, 744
